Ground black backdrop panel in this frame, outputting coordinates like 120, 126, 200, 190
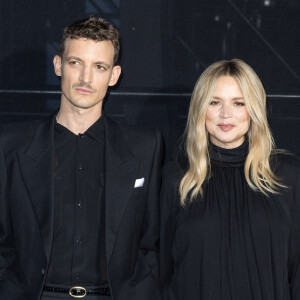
0, 0, 299, 157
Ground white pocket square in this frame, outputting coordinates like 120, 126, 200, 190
134, 178, 144, 188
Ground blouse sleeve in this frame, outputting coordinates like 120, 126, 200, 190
159, 162, 182, 294
281, 155, 300, 298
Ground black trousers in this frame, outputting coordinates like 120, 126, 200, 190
41, 291, 111, 300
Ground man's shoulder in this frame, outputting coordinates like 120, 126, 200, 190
162, 161, 184, 187
104, 116, 163, 160
106, 116, 160, 143
0, 116, 51, 153
120, 123, 159, 140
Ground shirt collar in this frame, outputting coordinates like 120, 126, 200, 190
85, 115, 105, 144
54, 115, 105, 144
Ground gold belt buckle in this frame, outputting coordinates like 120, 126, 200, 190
69, 286, 87, 298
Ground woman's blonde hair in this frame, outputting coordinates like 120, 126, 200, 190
179, 58, 285, 205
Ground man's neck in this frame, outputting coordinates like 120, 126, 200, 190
56, 105, 102, 135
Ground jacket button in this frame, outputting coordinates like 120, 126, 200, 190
41, 268, 46, 275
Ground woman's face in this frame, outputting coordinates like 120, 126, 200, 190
205, 75, 250, 149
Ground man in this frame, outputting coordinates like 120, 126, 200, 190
0, 16, 163, 300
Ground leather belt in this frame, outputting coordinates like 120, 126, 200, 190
43, 286, 111, 298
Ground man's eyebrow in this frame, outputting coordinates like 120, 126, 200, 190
66, 56, 83, 62
65, 56, 112, 68
94, 61, 112, 68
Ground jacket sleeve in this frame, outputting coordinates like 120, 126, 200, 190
159, 162, 181, 294
0, 142, 17, 282
139, 130, 163, 283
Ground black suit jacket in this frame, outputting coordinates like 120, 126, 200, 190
0, 113, 163, 300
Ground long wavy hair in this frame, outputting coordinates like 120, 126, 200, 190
179, 58, 285, 205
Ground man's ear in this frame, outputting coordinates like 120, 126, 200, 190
108, 65, 121, 86
53, 55, 62, 77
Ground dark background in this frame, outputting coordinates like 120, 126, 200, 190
0, 0, 299, 160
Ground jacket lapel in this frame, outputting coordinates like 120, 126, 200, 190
104, 116, 139, 264
17, 113, 56, 262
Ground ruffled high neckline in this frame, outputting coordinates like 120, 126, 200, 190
209, 140, 248, 167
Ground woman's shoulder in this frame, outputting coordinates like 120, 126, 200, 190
272, 151, 300, 175
271, 152, 300, 192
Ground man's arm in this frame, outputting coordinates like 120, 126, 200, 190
139, 130, 163, 282
0, 142, 16, 282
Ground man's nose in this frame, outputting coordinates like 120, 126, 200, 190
79, 66, 93, 83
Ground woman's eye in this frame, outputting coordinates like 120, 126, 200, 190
209, 101, 219, 106
234, 102, 245, 106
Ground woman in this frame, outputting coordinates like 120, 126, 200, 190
160, 59, 300, 300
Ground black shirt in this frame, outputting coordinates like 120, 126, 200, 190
46, 117, 108, 286
160, 143, 300, 300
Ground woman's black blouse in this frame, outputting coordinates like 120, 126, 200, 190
160, 143, 300, 300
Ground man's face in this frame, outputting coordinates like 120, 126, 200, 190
53, 38, 121, 112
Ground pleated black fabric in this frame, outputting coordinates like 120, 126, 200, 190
160, 143, 300, 300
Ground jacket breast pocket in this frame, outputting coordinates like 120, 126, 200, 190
131, 185, 147, 201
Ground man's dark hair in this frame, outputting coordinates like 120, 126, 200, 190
59, 16, 120, 65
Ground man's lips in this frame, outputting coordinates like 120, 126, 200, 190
75, 88, 94, 95
218, 124, 235, 131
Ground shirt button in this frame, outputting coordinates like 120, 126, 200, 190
78, 166, 83, 171
77, 203, 82, 208
131, 281, 137, 287
41, 268, 46, 275
76, 239, 82, 244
